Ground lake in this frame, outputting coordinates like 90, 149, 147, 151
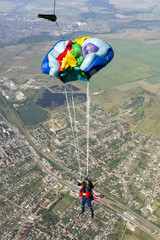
18, 105, 48, 125
50, 84, 80, 92
36, 89, 86, 108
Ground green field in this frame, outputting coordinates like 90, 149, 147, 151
87, 39, 160, 91
123, 227, 156, 240
145, 76, 160, 85
52, 193, 74, 213
123, 235, 139, 240
131, 95, 160, 138
18, 104, 48, 125
111, 39, 160, 69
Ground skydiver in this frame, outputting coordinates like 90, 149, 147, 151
79, 179, 94, 218
78, 178, 104, 199
78, 178, 104, 218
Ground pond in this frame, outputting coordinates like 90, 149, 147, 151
36, 89, 86, 108
50, 84, 80, 92
18, 105, 48, 125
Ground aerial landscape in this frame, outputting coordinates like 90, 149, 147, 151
0, 0, 160, 239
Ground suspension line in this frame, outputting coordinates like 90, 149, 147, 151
64, 87, 81, 178
86, 81, 90, 177
71, 85, 81, 178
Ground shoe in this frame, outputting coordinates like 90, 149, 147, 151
100, 195, 104, 198
91, 213, 94, 218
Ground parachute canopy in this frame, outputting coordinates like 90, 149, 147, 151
41, 36, 114, 83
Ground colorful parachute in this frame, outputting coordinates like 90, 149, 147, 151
41, 36, 114, 83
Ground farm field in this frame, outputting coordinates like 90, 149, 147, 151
123, 235, 139, 240
134, 97, 160, 139
84, 39, 160, 91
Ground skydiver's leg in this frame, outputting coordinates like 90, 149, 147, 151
81, 197, 86, 213
87, 198, 94, 217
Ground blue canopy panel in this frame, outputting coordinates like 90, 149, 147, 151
41, 40, 66, 75
84, 46, 114, 80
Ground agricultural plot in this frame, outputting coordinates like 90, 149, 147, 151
85, 39, 160, 91
144, 76, 160, 85
134, 97, 160, 138
111, 39, 160, 70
